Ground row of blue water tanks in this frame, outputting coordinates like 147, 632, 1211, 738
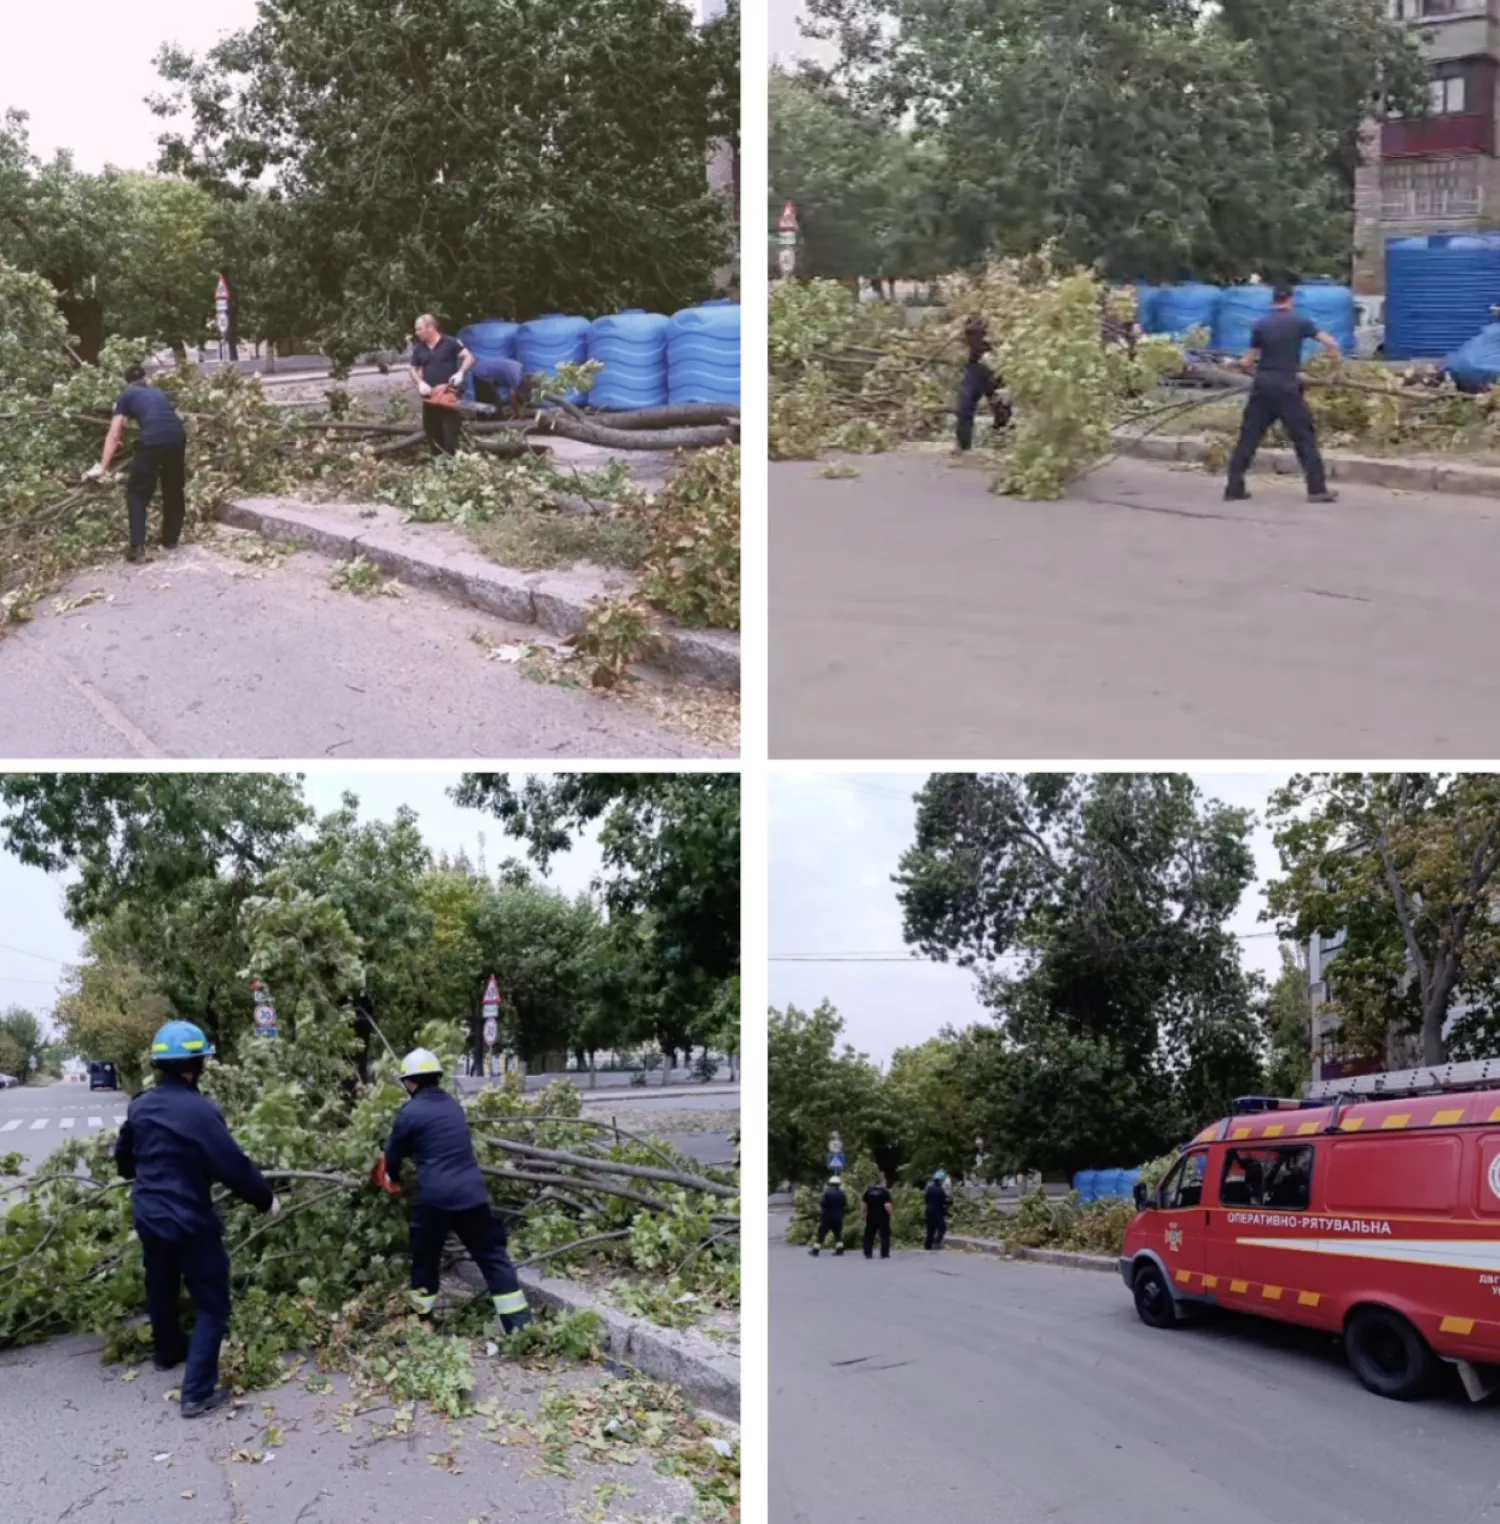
1135, 282, 1358, 359
1385, 234, 1500, 362
457, 303, 739, 410
1071, 1168, 1144, 1205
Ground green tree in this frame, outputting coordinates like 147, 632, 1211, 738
152, 0, 740, 362
768, 1001, 889, 1188
800, 0, 1425, 281
0, 1031, 22, 1081
0, 1008, 46, 1081
53, 948, 171, 1094
882, 1034, 982, 1183
1265, 773, 1500, 1066
1263, 942, 1313, 1096
107, 175, 223, 357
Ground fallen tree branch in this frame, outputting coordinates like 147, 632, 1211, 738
480, 1137, 736, 1197
522, 415, 735, 452
514, 1229, 632, 1269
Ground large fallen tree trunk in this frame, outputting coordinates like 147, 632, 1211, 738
523, 414, 737, 451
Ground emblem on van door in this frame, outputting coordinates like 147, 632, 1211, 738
1166, 1224, 1183, 1252
1488, 1155, 1500, 1202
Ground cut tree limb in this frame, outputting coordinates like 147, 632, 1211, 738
480, 1137, 737, 1197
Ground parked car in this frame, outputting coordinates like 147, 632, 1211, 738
1355, 296, 1385, 360
88, 1060, 119, 1092
0, 1073, 17, 1089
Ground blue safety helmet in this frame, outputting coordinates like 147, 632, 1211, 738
935, 1169, 948, 1181
150, 1020, 216, 1063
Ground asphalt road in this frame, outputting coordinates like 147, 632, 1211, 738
768, 1213, 1500, 1524
0, 1082, 127, 1169
771, 451, 1500, 758
0, 540, 720, 759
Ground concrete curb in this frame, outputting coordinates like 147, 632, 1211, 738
453, 1260, 739, 1420
220, 496, 739, 691
946, 1233, 1116, 1274
1109, 429, 1500, 500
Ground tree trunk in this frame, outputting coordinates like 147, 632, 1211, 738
59, 298, 107, 366
588, 1050, 598, 1089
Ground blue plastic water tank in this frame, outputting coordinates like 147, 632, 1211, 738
668, 302, 740, 406
1214, 284, 1274, 354
1295, 283, 1356, 359
517, 314, 591, 402
1155, 282, 1221, 342
458, 320, 520, 404
588, 309, 669, 411
1135, 284, 1162, 335
1386, 234, 1500, 360
1093, 1169, 1126, 1201
1072, 1170, 1099, 1204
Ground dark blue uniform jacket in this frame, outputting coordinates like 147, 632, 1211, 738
383, 1085, 490, 1211
114, 1076, 272, 1240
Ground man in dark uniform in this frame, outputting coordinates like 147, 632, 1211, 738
955, 317, 1012, 452
1225, 286, 1342, 503
453, 351, 534, 417
923, 1171, 949, 1250
377, 1048, 531, 1332
409, 314, 467, 456
809, 1174, 848, 1256
87, 363, 189, 563
861, 1171, 894, 1260
113, 1020, 278, 1418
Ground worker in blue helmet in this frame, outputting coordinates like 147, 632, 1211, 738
377, 1049, 531, 1334
113, 1020, 278, 1418
924, 1169, 950, 1251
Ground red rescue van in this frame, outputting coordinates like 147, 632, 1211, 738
1120, 1061, 1500, 1401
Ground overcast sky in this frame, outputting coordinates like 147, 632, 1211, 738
0, 773, 605, 1030
771, 0, 834, 65
770, 773, 1293, 1066
3, 1, 722, 174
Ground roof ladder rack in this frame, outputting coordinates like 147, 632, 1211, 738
1305, 1058, 1500, 1104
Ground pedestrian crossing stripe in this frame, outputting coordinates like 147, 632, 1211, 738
0, 1115, 124, 1132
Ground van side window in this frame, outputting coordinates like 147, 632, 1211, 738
1220, 1145, 1314, 1211
1161, 1151, 1207, 1210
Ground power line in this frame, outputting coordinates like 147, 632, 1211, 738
0, 940, 74, 967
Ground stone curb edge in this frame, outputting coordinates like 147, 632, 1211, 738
1110, 429, 1500, 500
219, 497, 739, 691
453, 1259, 740, 1420
945, 1233, 1116, 1274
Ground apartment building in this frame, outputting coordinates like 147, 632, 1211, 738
1353, 0, 1500, 292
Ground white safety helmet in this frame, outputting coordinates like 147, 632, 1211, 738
399, 1048, 443, 1078
828, 1175, 842, 1187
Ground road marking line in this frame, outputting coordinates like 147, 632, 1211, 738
88, 1116, 103, 1128
28, 1118, 49, 1130
0, 1119, 22, 1133
16, 632, 167, 759
59, 1117, 76, 1130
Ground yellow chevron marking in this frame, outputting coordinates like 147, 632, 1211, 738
1262, 1286, 1283, 1301
1175, 1270, 1191, 1285
1230, 1127, 1252, 1140
1340, 1118, 1365, 1131
1297, 1122, 1319, 1135
1298, 1291, 1320, 1307
1441, 1316, 1475, 1336
1263, 1124, 1284, 1137
1434, 1109, 1465, 1126
1230, 1280, 1248, 1294
1381, 1114, 1411, 1130
1202, 1275, 1218, 1289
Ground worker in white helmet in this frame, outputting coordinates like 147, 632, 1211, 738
810, 1174, 848, 1256
374, 1048, 531, 1332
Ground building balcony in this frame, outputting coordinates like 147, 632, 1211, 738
1382, 111, 1495, 156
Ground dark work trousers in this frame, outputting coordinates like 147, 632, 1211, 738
862, 1215, 891, 1259
473, 377, 528, 417
126, 442, 187, 551
955, 361, 1000, 450
924, 1211, 948, 1250
138, 1229, 231, 1405
409, 1203, 525, 1319
1226, 380, 1328, 496
815, 1214, 844, 1250
422, 402, 463, 456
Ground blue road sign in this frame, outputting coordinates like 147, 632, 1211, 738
827, 1151, 845, 1171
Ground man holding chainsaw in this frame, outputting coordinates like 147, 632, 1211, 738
374, 1048, 532, 1333
409, 314, 467, 456
85, 363, 189, 562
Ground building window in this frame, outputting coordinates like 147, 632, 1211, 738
1429, 74, 1468, 114
1381, 156, 1482, 219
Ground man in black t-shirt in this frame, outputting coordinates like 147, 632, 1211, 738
409, 314, 468, 456
955, 317, 1012, 451
86, 364, 189, 563
862, 1173, 894, 1259
1225, 287, 1342, 504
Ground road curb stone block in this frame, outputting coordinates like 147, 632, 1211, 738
1109, 431, 1488, 499
220, 496, 739, 689
946, 1233, 1116, 1273
453, 1260, 740, 1419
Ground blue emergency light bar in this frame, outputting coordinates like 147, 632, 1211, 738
1231, 1095, 1319, 1114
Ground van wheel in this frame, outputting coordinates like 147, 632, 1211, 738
1133, 1264, 1177, 1329
1346, 1308, 1435, 1400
